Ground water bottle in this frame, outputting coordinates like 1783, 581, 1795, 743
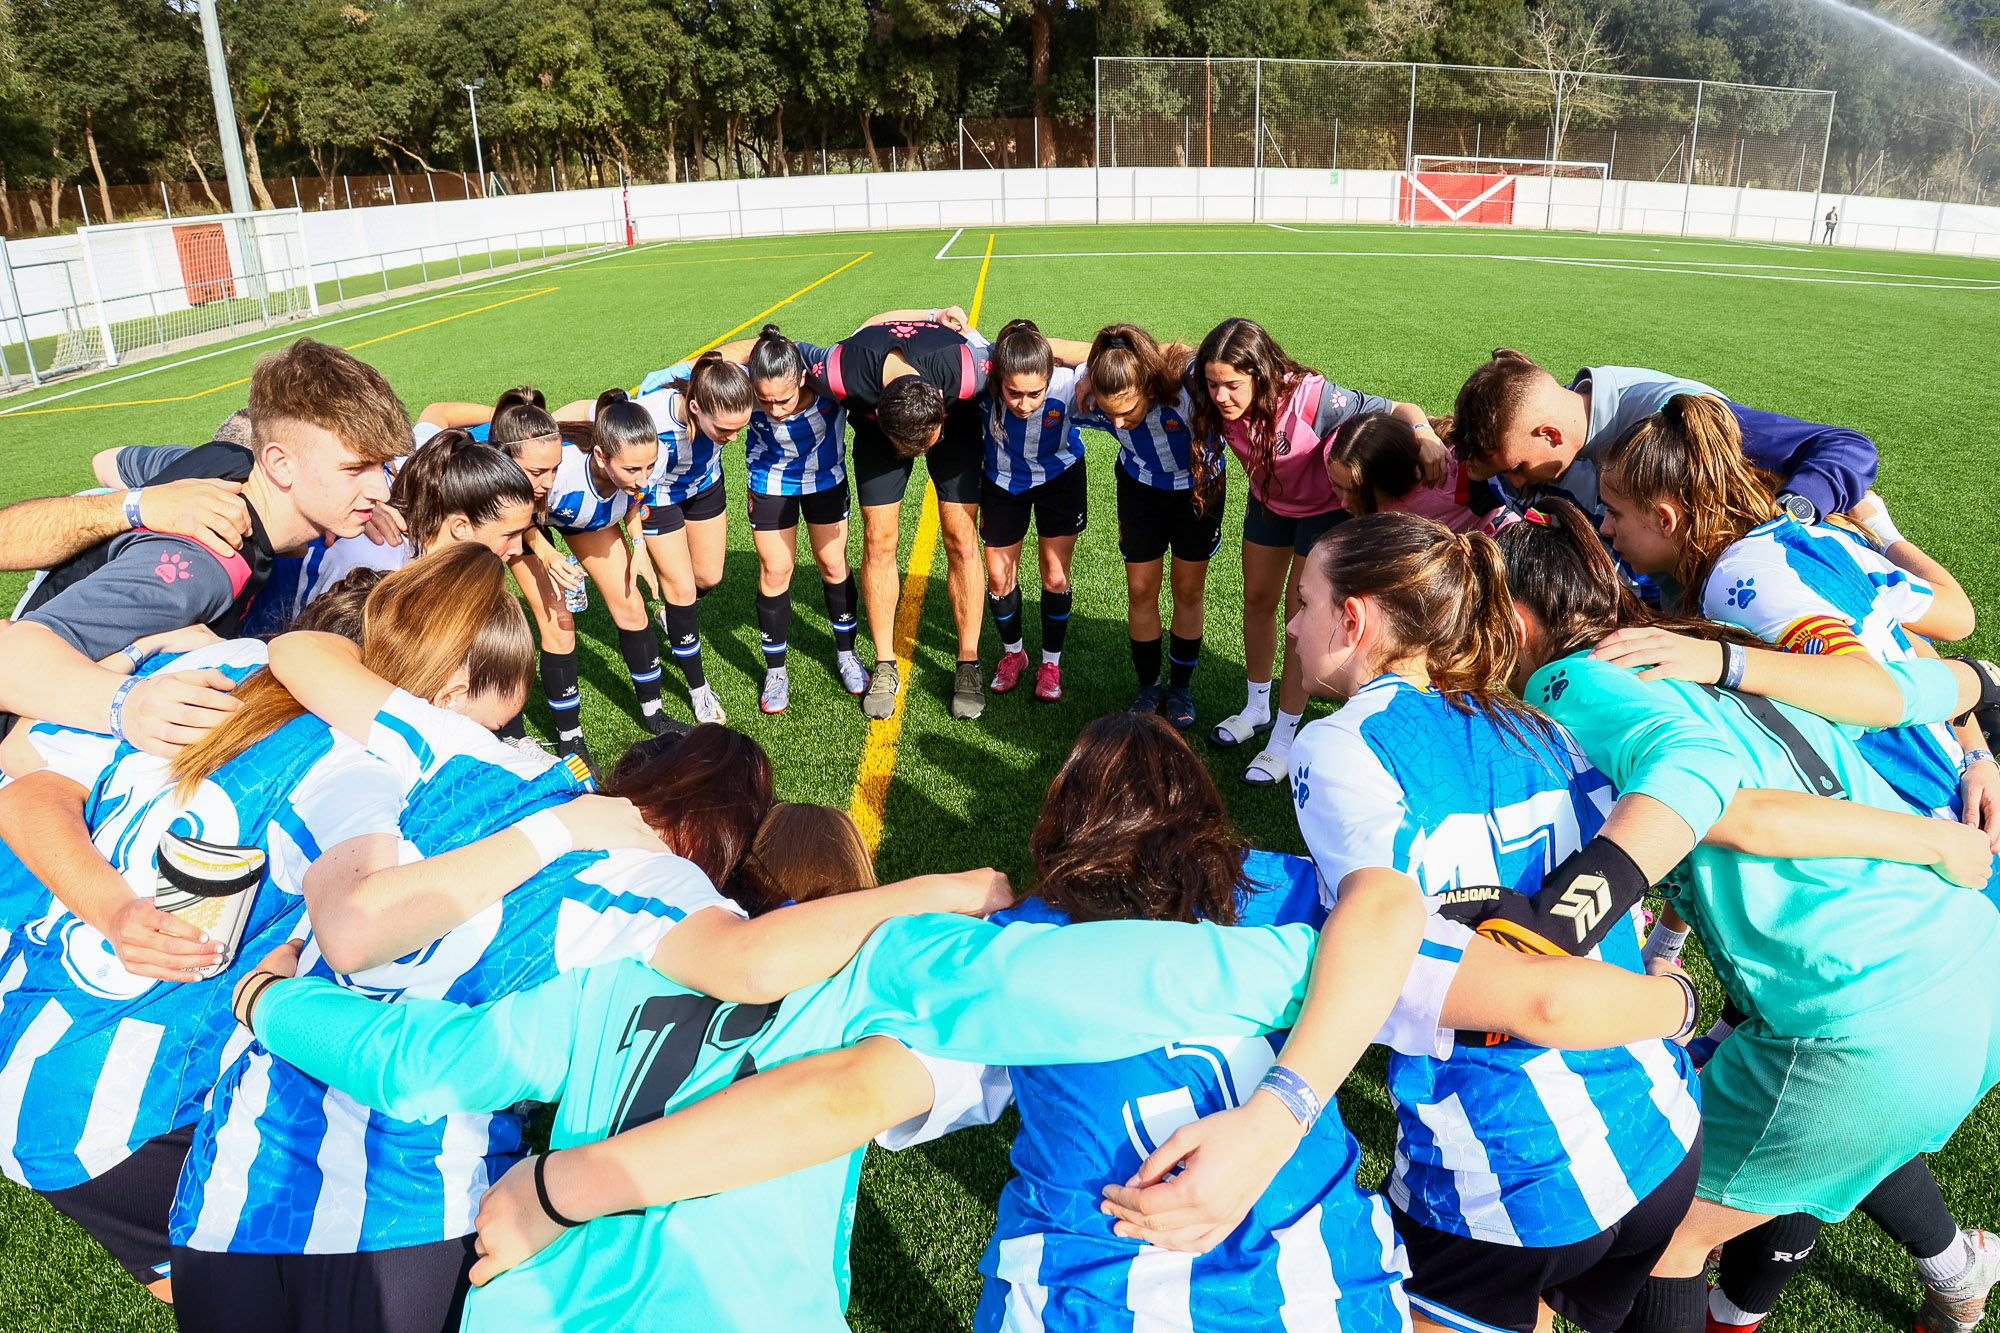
562, 554, 588, 614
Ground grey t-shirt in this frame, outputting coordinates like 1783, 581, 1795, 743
20, 530, 240, 660
1550, 365, 1723, 517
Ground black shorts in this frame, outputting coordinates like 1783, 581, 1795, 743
981, 459, 1089, 548
747, 481, 851, 533
1115, 461, 1224, 564
40, 1122, 192, 1286
1397, 1131, 1704, 1333
851, 402, 984, 509
1242, 492, 1347, 557
641, 476, 728, 537
170, 1234, 478, 1333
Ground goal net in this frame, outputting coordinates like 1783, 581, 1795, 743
62, 209, 318, 370
1402, 156, 1610, 231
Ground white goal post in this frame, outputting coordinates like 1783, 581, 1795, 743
1404, 156, 1611, 232
55, 209, 318, 372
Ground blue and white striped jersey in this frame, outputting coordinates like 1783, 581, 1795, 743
1291, 675, 1700, 1248
169, 689, 741, 1254
983, 366, 1086, 496
637, 383, 726, 508
545, 442, 635, 533
0, 645, 401, 1192
1703, 516, 1961, 819
975, 850, 1411, 1333
1072, 384, 1214, 493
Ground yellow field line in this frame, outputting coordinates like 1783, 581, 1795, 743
2, 286, 561, 418
849, 231, 995, 856
677, 251, 874, 358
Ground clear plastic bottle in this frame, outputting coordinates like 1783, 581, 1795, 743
562, 554, 588, 613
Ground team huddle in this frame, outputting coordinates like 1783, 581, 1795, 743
0, 313, 1996, 1333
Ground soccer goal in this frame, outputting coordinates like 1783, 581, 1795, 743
42, 209, 319, 374
1402, 157, 1611, 232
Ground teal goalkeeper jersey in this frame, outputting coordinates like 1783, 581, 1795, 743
253, 912, 1323, 1333
1527, 651, 1998, 1037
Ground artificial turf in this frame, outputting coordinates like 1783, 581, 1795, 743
1, 221, 1996, 1332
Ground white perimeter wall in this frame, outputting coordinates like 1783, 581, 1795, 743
8, 167, 1999, 345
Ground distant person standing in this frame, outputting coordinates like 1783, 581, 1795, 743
1823, 205, 1839, 244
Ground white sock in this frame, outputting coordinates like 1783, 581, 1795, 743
1003, 639, 1024, 656
1703, 1015, 1737, 1044
640, 699, 663, 716
838, 649, 861, 665
1918, 1232, 1975, 1289
1245, 680, 1273, 717
765, 666, 786, 680
1708, 1287, 1768, 1326
1642, 923, 1690, 966
1042, 650, 1061, 666
1269, 710, 1303, 750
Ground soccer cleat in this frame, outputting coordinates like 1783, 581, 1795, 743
637, 702, 674, 737
1211, 708, 1272, 748
951, 662, 986, 720
154, 831, 266, 978
1242, 744, 1292, 787
1160, 685, 1197, 730
1706, 1317, 1763, 1333
1916, 1230, 2000, 1333
691, 684, 727, 726
1034, 661, 1063, 702
1130, 682, 1166, 715
863, 661, 901, 721
836, 651, 870, 696
991, 650, 1030, 694
760, 668, 790, 715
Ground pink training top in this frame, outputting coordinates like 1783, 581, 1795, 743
1379, 454, 1515, 536
1218, 373, 1394, 519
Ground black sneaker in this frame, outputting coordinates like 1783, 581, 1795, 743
1129, 682, 1165, 714
637, 705, 674, 737
557, 733, 602, 786
1160, 685, 1197, 731
950, 661, 986, 721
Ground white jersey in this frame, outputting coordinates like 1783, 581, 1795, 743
544, 442, 634, 533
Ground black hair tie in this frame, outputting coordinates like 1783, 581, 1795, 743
535, 1152, 584, 1228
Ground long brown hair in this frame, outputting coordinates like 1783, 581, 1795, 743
1190, 317, 1312, 502
1029, 713, 1249, 926
606, 724, 774, 900
1310, 512, 1553, 745
1085, 323, 1210, 508
735, 804, 877, 917
169, 546, 534, 799
1495, 498, 1759, 667
1600, 394, 1777, 598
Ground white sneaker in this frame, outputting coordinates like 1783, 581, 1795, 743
760, 669, 789, 715
1243, 744, 1292, 787
690, 684, 727, 725
1918, 1230, 2000, 1333
836, 651, 870, 696
1211, 708, 1272, 748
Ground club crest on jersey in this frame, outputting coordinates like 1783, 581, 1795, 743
1043, 407, 1064, 429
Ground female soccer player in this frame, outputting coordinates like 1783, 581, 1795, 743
1327, 413, 1507, 536
1191, 318, 1446, 786
979, 319, 1088, 703
0, 551, 588, 1308
532, 396, 663, 769
1592, 394, 1997, 854
1069, 323, 1214, 728
627, 357, 753, 723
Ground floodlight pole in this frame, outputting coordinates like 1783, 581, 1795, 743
462, 80, 487, 198
197, 0, 255, 215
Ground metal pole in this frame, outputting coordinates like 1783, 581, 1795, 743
78, 184, 90, 227
1681, 79, 1704, 236
552, 164, 559, 193
196, 0, 255, 214
160, 181, 173, 219
1808, 92, 1836, 245
1033, 116, 1040, 168
1474, 123, 1481, 161
0, 240, 42, 385
1404, 64, 1418, 227
1094, 58, 1102, 223
78, 229, 117, 366
344, 175, 353, 209
958, 119, 964, 171
462, 81, 487, 197
1252, 59, 1263, 223
1933, 197, 1949, 252
1332, 117, 1339, 171
291, 176, 302, 210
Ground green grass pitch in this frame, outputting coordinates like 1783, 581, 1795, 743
1, 221, 1996, 1332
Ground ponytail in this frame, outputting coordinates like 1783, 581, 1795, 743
988, 318, 1056, 434
1601, 393, 1775, 597
491, 384, 546, 417
1309, 512, 1555, 749
593, 392, 656, 459
391, 431, 535, 551
748, 324, 808, 385
673, 350, 754, 420
489, 403, 559, 452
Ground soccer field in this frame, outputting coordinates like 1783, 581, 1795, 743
1, 221, 1997, 1332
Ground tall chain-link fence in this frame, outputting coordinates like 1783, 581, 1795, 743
1097, 58, 1837, 194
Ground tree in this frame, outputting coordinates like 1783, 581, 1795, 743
1513, 0, 1622, 160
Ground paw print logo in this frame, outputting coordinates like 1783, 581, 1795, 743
1293, 763, 1311, 809
1542, 668, 1570, 703
1725, 578, 1757, 609
154, 552, 193, 585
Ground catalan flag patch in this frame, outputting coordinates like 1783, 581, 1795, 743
1777, 614, 1865, 657
562, 753, 597, 790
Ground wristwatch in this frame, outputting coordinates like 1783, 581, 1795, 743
1776, 491, 1818, 525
